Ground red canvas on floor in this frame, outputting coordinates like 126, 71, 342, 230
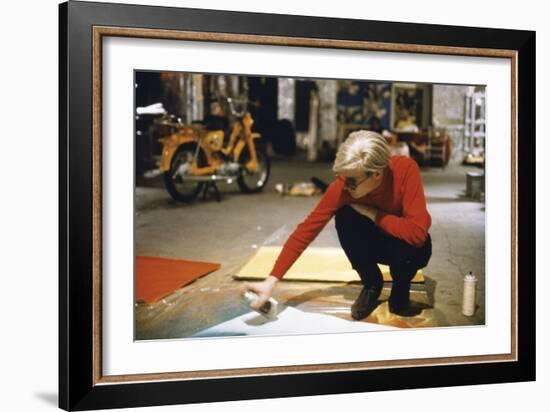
136, 256, 221, 303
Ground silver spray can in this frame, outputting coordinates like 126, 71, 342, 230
243, 291, 278, 319
462, 272, 478, 316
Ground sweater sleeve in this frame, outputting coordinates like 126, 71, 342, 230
374, 161, 431, 247
269, 179, 344, 278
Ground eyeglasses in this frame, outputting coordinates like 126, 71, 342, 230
342, 175, 369, 191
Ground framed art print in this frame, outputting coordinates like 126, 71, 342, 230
59, 1, 535, 410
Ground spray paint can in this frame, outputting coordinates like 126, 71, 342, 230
462, 272, 478, 316
242, 291, 278, 319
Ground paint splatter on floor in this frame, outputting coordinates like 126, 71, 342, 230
136, 282, 436, 340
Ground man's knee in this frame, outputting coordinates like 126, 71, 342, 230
335, 205, 372, 226
334, 205, 356, 230
335, 205, 379, 235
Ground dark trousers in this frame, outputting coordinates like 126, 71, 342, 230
335, 205, 432, 307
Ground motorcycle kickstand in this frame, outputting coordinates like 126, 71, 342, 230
201, 181, 222, 202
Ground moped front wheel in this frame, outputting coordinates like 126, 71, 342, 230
237, 146, 270, 194
164, 143, 206, 202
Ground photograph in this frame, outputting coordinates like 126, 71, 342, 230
55, 1, 536, 409
134, 72, 487, 340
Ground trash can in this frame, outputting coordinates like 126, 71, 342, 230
466, 171, 485, 200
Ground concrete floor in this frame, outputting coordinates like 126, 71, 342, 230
135, 156, 485, 340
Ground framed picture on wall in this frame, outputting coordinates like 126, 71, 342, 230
391, 83, 433, 131
59, 1, 535, 410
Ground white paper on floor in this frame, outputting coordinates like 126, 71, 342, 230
192, 306, 396, 338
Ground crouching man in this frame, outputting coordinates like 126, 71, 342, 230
244, 130, 432, 319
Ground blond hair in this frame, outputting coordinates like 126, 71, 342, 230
333, 130, 392, 174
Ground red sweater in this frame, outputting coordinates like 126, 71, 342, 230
270, 156, 432, 279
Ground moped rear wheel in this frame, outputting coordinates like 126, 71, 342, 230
237, 146, 270, 193
164, 143, 206, 202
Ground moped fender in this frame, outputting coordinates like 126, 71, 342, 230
159, 135, 197, 172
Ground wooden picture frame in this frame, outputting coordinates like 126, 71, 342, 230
59, 1, 535, 410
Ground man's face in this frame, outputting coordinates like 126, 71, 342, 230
339, 169, 383, 198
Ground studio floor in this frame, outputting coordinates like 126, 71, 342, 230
135, 157, 485, 340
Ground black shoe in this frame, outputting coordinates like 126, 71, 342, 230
388, 301, 423, 317
351, 287, 381, 320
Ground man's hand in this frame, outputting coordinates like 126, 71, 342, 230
241, 276, 279, 310
350, 203, 378, 221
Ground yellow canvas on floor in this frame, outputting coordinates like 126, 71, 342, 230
233, 246, 424, 283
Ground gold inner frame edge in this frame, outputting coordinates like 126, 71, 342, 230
91, 25, 518, 385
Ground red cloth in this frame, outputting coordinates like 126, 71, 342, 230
270, 156, 432, 279
136, 256, 220, 303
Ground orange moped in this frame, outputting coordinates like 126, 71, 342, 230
158, 97, 270, 202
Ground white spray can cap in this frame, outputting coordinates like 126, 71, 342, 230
243, 291, 278, 319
